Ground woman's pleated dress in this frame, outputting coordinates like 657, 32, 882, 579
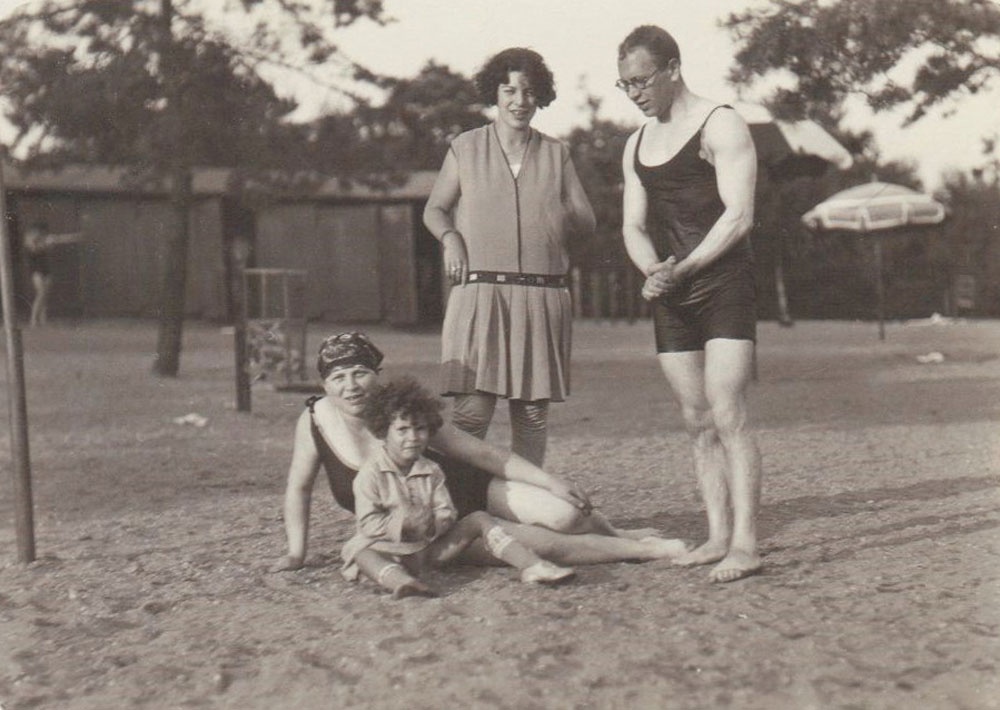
441, 124, 575, 403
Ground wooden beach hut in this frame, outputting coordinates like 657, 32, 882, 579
2, 164, 440, 325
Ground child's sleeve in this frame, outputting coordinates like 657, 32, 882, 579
353, 464, 404, 542
429, 464, 458, 539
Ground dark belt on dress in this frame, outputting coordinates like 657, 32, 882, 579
466, 271, 568, 288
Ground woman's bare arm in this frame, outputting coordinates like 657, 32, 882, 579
429, 423, 592, 511
423, 150, 469, 285
274, 410, 322, 570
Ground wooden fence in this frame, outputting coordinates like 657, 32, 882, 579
569, 266, 652, 321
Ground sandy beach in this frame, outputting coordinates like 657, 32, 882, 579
1, 317, 998, 709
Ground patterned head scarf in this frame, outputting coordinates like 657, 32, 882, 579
317, 332, 384, 379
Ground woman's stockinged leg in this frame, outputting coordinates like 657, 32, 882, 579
572, 509, 667, 541
487, 480, 672, 543
509, 399, 549, 466
451, 392, 497, 440
493, 520, 687, 566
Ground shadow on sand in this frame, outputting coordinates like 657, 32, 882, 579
622, 475, 999, 559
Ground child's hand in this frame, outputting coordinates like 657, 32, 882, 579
270, 555, 304, 572
401, 508, 437, 542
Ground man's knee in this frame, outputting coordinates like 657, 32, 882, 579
709, 399, 749, 440
680, 405, 715, 439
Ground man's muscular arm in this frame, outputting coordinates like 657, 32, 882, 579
670, 109, 757, 283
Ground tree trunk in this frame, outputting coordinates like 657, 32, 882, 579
774, 260, 793, 326
152, 0, 190, 377
0, 164, 37, 561
153, 166, 192, 376
775, 230, 794, 327
228, 236, 252, 412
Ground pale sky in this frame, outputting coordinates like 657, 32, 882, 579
2, 0, 996, 188
328, 0, 997, 189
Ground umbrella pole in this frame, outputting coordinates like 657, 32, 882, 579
874, 233, 885, 340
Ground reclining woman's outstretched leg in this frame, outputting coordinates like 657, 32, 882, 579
457, 519, 687, 567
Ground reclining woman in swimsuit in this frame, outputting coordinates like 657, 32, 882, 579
274, 332, 688, 572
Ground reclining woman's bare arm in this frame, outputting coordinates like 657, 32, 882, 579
274, 411, 322, 571
429, 423, 592, 512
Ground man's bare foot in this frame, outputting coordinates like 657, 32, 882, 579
639, 536, 689, 560
269, 554, 304, 573
392, 579, 438, 599
709, 549, 762, 583
672, 540, 728, 567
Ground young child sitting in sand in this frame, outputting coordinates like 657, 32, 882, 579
342, 377, 576, 598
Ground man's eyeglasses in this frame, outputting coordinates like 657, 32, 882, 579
615, 69, 661, 93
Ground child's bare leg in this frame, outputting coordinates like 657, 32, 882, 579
354, 549, 436, 599
427, 512, 575, 584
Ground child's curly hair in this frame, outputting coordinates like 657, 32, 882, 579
361, 376, 444, 440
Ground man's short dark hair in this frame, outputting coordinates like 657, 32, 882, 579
618, 25, 681, 68
362, 376, 444, 440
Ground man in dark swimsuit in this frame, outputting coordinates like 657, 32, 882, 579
617, 25, 763, 583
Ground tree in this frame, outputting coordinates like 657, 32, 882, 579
562, 96, 641, 317
0, 0, 388, 375
753, 128, 927, 322
721, 0, 998, 322
724, 0, 1000, 126
561, 96, 632, 267
354, 61, 487, 171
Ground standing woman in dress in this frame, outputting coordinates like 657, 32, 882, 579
423, 48, 595, 466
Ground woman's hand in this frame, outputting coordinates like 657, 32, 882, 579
270, 554, 304, 573
548, 477, 593, 515
442, 231, 468, 285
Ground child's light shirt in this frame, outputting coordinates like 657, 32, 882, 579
341, 444, 458, 580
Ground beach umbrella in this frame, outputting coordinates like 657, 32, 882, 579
736, 104, 855, 329
802, 180, 947, 340
737, 103, 854, 178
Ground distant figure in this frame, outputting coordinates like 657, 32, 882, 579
342, 376, 576, 598
23, 221, 82, 327
423, 47, 596, 467
617, 25, 763, 582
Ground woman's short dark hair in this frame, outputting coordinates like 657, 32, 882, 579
618, 25, 681, 68
362, 376, 444, 440
474, 47, 556, 108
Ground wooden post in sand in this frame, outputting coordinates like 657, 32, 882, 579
0, 162, 37, 562
229, 236, 252, 412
